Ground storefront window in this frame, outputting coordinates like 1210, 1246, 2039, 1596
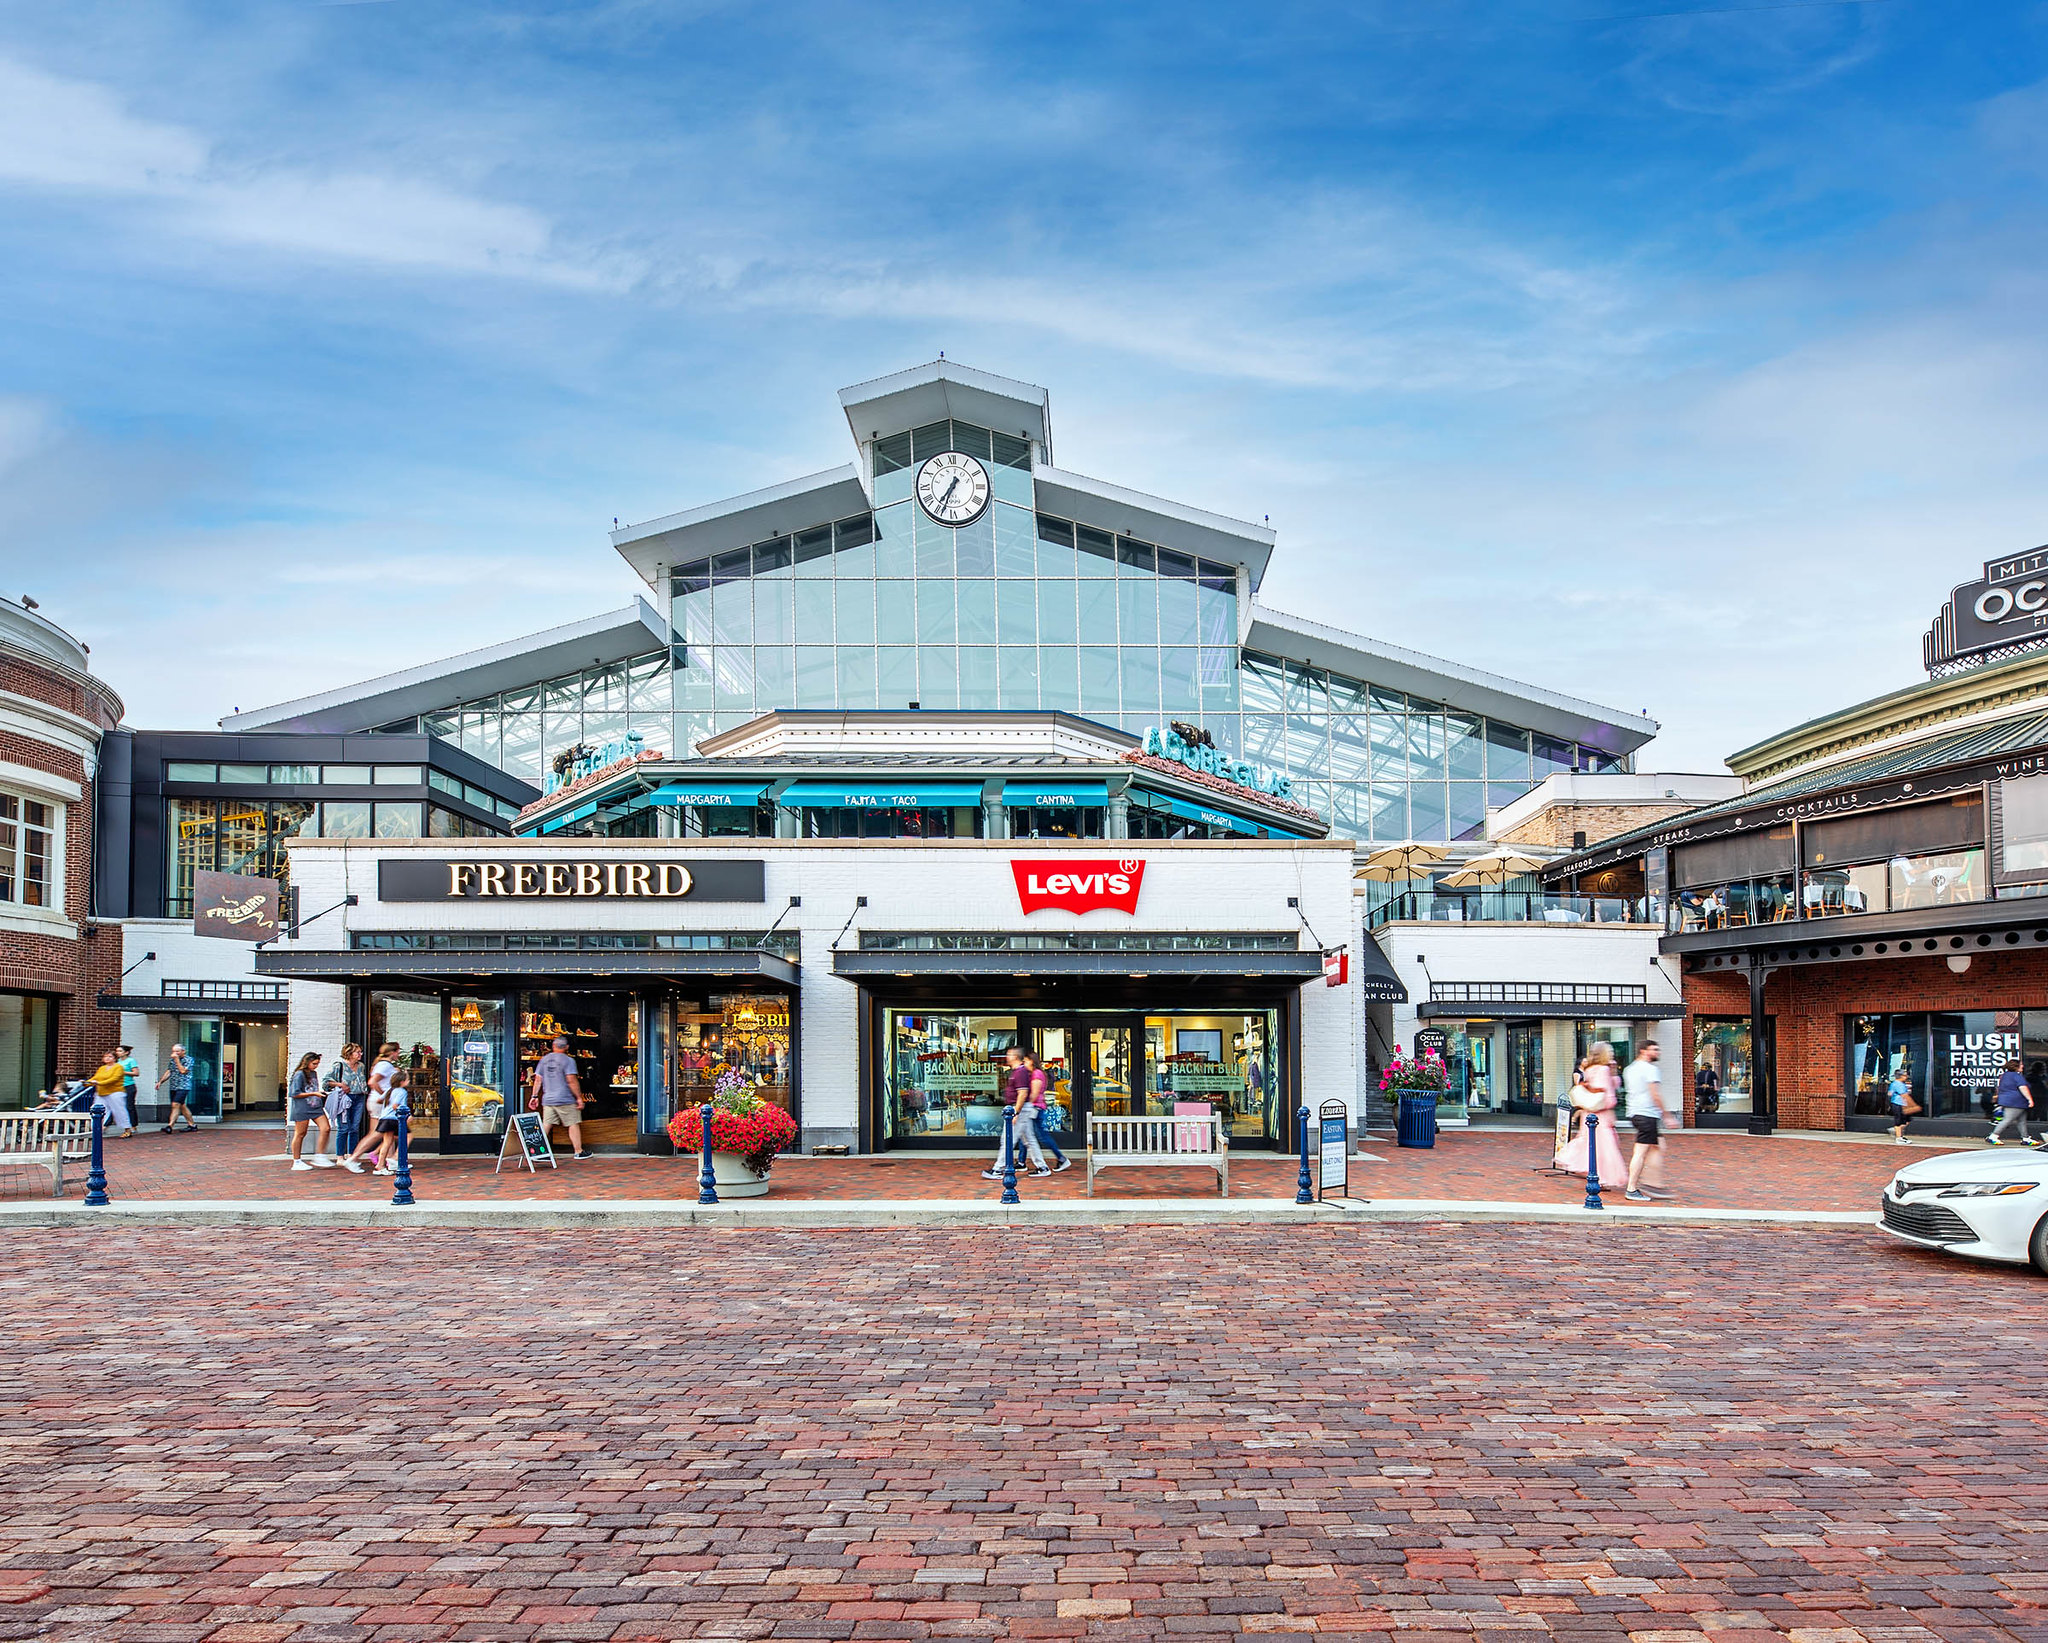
1848, 1013, 1928, 1120
1692, 1017, 1761, 1116
1009, 805, 1106, 840
1577, 1020, 1638, 1072
370, 991, 444, 1135
1929, 1010, 2020, 1122
1505, 1022, 1543, 1114
1434, 1021, 1499, 1114
1140, 1013, 1277, 1139
445, 995, 508, 1136
801, 806, 981, 838
672, 993, 793, 1123
0, 992, 52, 1108
166, 798, 216, 916
177, 1018, 222, 1121
884, 1012, 1014, 1141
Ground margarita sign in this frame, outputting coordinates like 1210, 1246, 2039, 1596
1141, 724, 1294, 801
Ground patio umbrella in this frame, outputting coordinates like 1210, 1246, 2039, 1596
1437, 850, 1548, 889
1353, 842, 1449, 882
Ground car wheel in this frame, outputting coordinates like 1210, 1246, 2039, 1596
2032, 1213, 2048, 1278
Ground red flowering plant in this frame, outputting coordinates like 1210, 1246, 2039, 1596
666, 1066, 799, 1174
1378, 1050, 1451, 1094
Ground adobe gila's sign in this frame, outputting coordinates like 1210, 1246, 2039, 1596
1925, 548, 2048, 670
378, 858, 765, 902
1011, 858, 1146, 915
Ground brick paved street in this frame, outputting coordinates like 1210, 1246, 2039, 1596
25, 1126, 1977, 1213
2, 1224, 2042, 1642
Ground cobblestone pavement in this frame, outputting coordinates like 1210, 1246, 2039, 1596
2, 1224, 2043, 1642
25, 1127, 1974, 1212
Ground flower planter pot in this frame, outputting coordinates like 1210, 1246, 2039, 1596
705, 1150, 772, 1197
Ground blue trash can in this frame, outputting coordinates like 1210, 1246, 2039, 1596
1396, 1092, 1438, 1149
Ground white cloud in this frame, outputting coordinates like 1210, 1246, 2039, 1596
0, 55, 625, 286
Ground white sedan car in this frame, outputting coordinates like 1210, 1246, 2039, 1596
1879, 1144, 2048, 1273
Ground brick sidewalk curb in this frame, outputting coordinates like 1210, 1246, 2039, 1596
0, 1197, 1878, 1229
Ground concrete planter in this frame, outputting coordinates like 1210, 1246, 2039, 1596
707, 1151, 772, 1197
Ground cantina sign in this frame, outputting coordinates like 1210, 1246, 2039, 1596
1012, 858, 1146, 915
379, 858, 765, 902
1924, 547, 2048, 670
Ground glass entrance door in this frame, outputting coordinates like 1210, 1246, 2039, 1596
1021, 1017, 1137, 1150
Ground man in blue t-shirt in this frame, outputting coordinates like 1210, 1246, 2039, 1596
529, 1037, 591, 1160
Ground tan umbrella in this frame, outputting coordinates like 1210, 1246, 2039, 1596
1437, 849, 1548, 889
1354, 842, 1449, 882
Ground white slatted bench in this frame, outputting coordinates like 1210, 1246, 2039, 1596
1085, 1113, 1229, 1197
0, 1114, 98, 1198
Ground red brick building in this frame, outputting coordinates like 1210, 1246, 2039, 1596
0, 597, 124, 1104
1544, 579, 2048, 1136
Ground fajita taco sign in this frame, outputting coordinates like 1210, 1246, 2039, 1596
378, 858, 765, 902
1924, 547, 2048, 670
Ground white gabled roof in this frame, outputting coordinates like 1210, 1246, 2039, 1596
222, 600, 670, 734
839, 360, 1052, 454
1032, 466, 1276, 588
1245, 604, 1658, 753
609, 466, 870, 589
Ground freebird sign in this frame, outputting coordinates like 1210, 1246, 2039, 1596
192, 870, 282, 942
378, 858, 765, 902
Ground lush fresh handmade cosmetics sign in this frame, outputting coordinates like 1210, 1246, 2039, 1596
379, 858, 765, 902
1011, 858, 1145, 915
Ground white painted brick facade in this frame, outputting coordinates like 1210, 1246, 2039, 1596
275, 836, 1360, 1147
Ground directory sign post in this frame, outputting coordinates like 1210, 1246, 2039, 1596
1317, 1098, 1357, 1201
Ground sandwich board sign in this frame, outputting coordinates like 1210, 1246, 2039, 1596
497, 1108, 558, 1174
1317, 1098, 1357, 1201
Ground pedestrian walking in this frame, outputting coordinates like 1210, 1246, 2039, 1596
528, 1035, 592, 1158
344, 1048, 400, 1173
1988, 1057, 2038, 1146
1621, 1041, 1671, 1203
1888, 1066, 1920, 1141
1011, 1050, 1071, 1174
1553, 1043, 1625, 1185
368, 1068, 412, 1174
87, 1051, 135, 1136
983, 1045, 1049, 1180
286, 1050, 333, 1170
156, 1043, 198, 1131
118, 1046, 141, 1123
324, 1043, 367, 1161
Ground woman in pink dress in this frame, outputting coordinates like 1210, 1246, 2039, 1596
1555, 1042, 1627, 1185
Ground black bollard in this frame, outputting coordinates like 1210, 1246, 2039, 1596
1295, 1104, 1313, 1204
391, 1114, 415, 1206
1583, 1111, 1605, 1211
697, 1101, 719, 1205
1000, 1107, 1020, 1205
84, 1106, 111, 1207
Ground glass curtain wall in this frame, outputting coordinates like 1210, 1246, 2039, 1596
388, 414, 1624, 841
165, 799, 318, 917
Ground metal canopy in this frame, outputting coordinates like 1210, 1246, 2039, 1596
1353, 937, 1409, 1002
256, 949, 798, 987
96, 991, 289, 1018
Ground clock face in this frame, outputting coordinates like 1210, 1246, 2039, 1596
914, 450, 992, 527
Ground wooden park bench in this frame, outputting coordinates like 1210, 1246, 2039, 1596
1085, 1112, 1229, 1197
0, 1113, 99, 1198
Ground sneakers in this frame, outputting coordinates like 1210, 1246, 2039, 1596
1032, 1167, 1052, 1177
980, 1169, 1004, 1180
291, 1159, 313, 1171
340, 1158, 364, 1173
572, 1151, 594, 1160
1987, 1137, 2004, 1147
1054, 1158, 1073, 1172
310, 1156, 336, 1168
1642, 1185, 1674, 1198
372, 1166, 393, 1176
1624, 1189, 1651, 1201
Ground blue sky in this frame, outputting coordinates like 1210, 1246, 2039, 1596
3, 0, 2046, 769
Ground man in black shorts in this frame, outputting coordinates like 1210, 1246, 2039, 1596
1622, 1041, 1670, 1202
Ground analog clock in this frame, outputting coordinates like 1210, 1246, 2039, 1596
914, 450, 992, 527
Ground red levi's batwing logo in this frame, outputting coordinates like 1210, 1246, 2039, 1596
1011, 858, 1146, 915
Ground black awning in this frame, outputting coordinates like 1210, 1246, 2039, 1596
832, 949, 1324, 981
1355, 935, 1409, 1002
97, 992, 289, 1018
255, 949, 797, 987
1417, 1000, 1684, 1021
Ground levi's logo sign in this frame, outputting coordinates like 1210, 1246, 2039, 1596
1012, 858, 1145, 915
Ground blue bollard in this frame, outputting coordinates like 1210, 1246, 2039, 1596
84, 1106, 111, 1207
390, 1115, 415, 1206
1295, 1104, 1313, 1204
1000, 1107, 1020, 1205
697, 1101, 719, 1205
1583, 1111, 1605, 1211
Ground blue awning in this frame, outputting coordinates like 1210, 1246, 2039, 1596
1137, 789, 1306, 839
644, 782, 768, 807
1000, 781, 1109, 809
536, 799, 598, 835
778, 780, 986, 809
